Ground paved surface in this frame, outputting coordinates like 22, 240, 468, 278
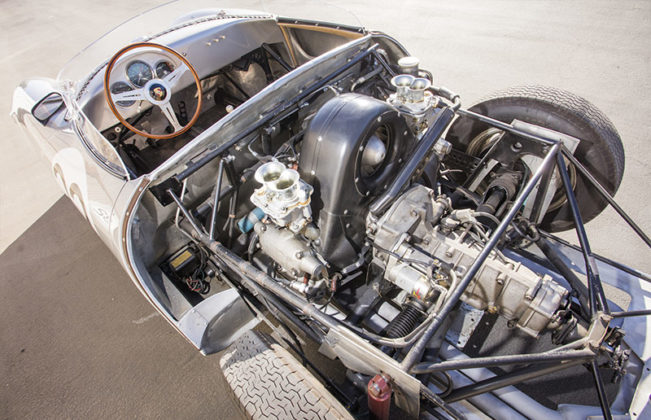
1, 1, 650, 419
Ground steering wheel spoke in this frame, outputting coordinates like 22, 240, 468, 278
111, 88, 145, 103
164, 66, 186, 88
158, 102, 183, 131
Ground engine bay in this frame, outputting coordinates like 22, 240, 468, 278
119, 24, 643, 419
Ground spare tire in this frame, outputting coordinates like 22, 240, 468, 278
446, 85, 625, 232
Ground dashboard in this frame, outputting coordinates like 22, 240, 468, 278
80, 18, 286, 132
108, 52, 184, 110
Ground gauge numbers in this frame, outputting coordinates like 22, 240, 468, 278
126, 60, 153, 87
110, 81, 136, 107
155, 61, 175, 78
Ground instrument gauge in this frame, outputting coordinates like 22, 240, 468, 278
126, 60, 153, 87
110, 81, 136, 107
155, 61, 175, 79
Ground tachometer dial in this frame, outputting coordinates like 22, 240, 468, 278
155, 61, 175, 78
126, 60, 153, 87
110, 81, 136, 107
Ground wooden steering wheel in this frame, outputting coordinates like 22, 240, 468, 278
103, 42, 202, 140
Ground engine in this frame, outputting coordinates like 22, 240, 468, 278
244, 64, 569, 341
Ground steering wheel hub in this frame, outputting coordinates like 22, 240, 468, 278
147, 82, 168, 102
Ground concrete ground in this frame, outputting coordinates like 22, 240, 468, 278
1, 0, 650, 418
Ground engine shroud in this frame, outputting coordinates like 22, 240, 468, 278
299, 93, 413, 270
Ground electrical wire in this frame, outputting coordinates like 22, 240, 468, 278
372, 243, 433, 269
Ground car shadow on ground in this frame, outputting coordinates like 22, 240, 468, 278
0, 197, 243, 419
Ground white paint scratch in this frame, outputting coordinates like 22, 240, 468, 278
132, 312, 160, 325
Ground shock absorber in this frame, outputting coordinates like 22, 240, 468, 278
385, 301, 424, 338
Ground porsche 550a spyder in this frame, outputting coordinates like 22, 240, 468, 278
11, 1, 651, 419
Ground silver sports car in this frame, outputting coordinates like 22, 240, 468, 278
11, 1, 651, 418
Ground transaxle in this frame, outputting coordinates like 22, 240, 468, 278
369, 185, 568, 337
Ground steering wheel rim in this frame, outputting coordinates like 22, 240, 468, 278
103, 42, 202, 140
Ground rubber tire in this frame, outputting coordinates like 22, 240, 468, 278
446, 85, 625, 232
220, 331, 353, 420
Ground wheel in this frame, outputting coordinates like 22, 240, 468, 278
446, 85, 625, 232
220, 331, 352, 420
103, 42, 203, 140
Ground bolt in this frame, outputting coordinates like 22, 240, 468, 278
295, 251, 303, 259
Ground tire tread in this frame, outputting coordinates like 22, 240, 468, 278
220, 331, 352, 420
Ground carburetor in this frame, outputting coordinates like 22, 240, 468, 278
386, 57, 439, 135
250, 161, 314, 233
248, 161, 327, 295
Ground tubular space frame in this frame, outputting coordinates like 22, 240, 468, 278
167, 97, 651, 419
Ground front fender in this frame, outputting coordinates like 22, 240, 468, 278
177, 288, 260, 354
